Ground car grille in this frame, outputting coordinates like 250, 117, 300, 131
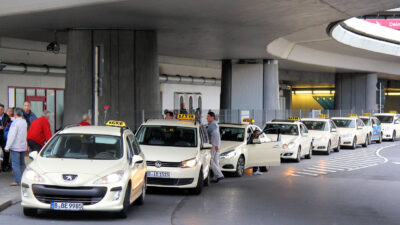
146, 161, 181, 167
147, 178, 194, 186
32, 185, 107, 205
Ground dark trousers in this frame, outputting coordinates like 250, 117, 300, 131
28, 140, 43, 152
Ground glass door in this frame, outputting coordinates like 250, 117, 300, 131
25, 96, 46, 118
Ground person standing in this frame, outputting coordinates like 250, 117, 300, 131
27, 110, 52, 152
23, 101, 37, 128
0, 104, 11, 172
79, 113, 91, 126
180, 103, 188, 114
4, 108, 28, 186
165, 111, 174, 119
247, 130, 263, 175
207, 111, 224, 183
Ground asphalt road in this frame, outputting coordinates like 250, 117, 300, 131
1, 141, 400, 225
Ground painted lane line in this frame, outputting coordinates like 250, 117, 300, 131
347, 164, 378, 171
308, 166, 337, 172
296, 171, 319, 176
302, 169, 327, 174
375, 144, 396, 163
392, 162, 400, 164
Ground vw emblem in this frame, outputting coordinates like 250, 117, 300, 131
155, 161, 162, 168
63, 174, 78, 182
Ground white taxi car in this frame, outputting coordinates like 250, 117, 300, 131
332, 116, 369, 149
21, 121, 147, 218
218, 123, 281, 177
360, 115, 382, 144
301, 117, 340, 155
374, 113, 400, 141
135, 116, 212, 195
263, 120, 313, 162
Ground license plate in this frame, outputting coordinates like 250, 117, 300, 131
50, 202, 83, 211
147, 171, 170, 178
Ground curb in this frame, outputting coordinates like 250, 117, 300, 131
0, 197, 20, 212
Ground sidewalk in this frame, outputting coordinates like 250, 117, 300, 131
0, 171, 21, 211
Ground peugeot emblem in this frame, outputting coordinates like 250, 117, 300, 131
63, 174, 78, 182
155, 161, 162, 168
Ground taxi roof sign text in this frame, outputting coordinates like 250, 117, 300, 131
348, 113, 358, 117
242, 118, 254, 124
288, 116, 299, 121
389, 110, 398, 114
318, 114, 329, 119
177, 114, 195, 120
106, 120, 126, 127
363, 113, 372, 116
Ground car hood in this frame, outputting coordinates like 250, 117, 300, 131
308, 130, 328, 139
266, 134, 297, 144
220, 141, 244, 154
336, 128, 355, 135
381, 123, 394, 129
140, 145, 198, 162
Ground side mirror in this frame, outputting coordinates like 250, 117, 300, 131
131, 155, 144, 166
252, 138, 261, 144
331, 128, 337, 132
357, 126, 363, 130
201, 143, 212, 150
29, 151, 38, 160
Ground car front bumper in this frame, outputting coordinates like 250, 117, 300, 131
340, 136, 354, 146
146, 165, 200, 188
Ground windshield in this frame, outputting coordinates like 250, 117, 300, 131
41, 134, 122, 160
376, 116, 393, 124
333, 119, 355, 128
361, 118, 370, 126
263, 124, 299, 136
302, 121, 327, 131
219, 127, 245, 142
136, 125, 197, 147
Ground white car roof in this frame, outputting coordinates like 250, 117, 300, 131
59, 125, 123, 136
301, 118, 330, 122
219, 123, 248, 129
360, 116, 377, 119
374, 113, 397, 116
331, 117, 357, 120
266, 121, 302, 125
141, 119, 198, 128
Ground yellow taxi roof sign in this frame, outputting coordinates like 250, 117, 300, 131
319, 114, 329, 119
389, 110, 397, 114
348, 113, 358, 117
177, 114, 195, 120
106, 120, 126, 127
242, 118, 254, 124
363, 113, 372, 116
288, 116, 299, 121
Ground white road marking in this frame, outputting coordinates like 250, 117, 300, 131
296, 171, 318, 176
308, 166, 337, 172
375, 144, 395, 163
392, 162, 400, 165
302, 169, 327, 174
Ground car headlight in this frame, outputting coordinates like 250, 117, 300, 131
181, 157, 198, 168
94, 170, 125, 184
220, 149, 238, 158
24, 167, 45, 182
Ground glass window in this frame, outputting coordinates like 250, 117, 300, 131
198, 96, 202, 110
8, 88, 15, 108
330, 121, 337, 129
264, 124, 299, 136
126, 136, 133, 161
137, 125, 197, 147
200, 126, 209, 144
16, 88, 25, 108
56, 90, 64, 130
128, 135, 141, 155
357, 119, 364, 127
26, 89, 35, 96
37, 89, 45, 96
302, 121, 327, 131
219, 127, 245, 142
333, 119, 355, 128
41, 134, 123, 160
46, 90, 55, 133
189, 96, 193, 112
361, 118, 370, 126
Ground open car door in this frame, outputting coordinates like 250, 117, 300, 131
246, 141, 281, 167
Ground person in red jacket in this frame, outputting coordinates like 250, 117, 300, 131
79, 114, 91, 126
27, 110, 52, 152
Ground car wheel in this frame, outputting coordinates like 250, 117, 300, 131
203, 169, 210, 186
234, 155, 245, 177
23, 208, 37, 217
325, 141, 331, 155
259, 166, 269, 172
295, 147, 301, 162
377, 133, 382, 143
188, 169, 203, 195
352, 137, 357, 149
116, 183, 131, 218
362, 135, 368, 147
368, 133, 372, 145
392, 131, 396, 142
334, 139, 341, 152
134, 178, 146, 205
305, 145, 312, 159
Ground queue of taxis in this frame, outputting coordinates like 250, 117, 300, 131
360, 114, 382, 144
218, 119, 281, 177
331, 115, 369, 149
301, 115, 340, 155
264, 118, 313, 162
373, 113, 400, 141
21, 121, 147, 218
135, 114, 212, 195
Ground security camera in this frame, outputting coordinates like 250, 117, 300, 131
47, 41, 60, 54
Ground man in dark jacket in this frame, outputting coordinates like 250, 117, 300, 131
23, 101, 37, 129
0, 104, 11, 172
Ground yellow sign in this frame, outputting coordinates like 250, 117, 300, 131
389, 110, 397, 114
348, 114, 358, 117
242, 118, 254, 124
318, 114, 329, 119
288, 116, 299, 121
363, 113, 372, 116
177, 114, 195, 120
106, 120, 126, 127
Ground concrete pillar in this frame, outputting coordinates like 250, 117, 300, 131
64, 30, 160, 129
263, 60, 280, 112
334, 73, 377, 112
220, 59, 232, 110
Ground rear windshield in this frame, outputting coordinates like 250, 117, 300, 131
302, 121, 327, 131
136, 125, 197, 147
333, 119, 355, 128
219, 127, 245, 142
263, 124, 299, 136
41, 134, 122, 160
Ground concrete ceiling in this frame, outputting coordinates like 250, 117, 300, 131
0, 0, 399, 61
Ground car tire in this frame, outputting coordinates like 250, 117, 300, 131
295, 147, 301, 162
134, 179, 146, 205
392, 131, 396, 142
188, 169, 203, 195
116, 183, 131, 218
234, 155, 245, 177
203, 170, 210, 186
305, 145, 312, 159
377, 133, 383, 143
334, 139, 341, 152
259, 166, 269, 172
362, 135, 368, 147
352, 137, 357, 149
325, 141, 331, 155
23, 208, 37, 217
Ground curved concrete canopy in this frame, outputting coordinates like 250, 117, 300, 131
0, 0, 399, 61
